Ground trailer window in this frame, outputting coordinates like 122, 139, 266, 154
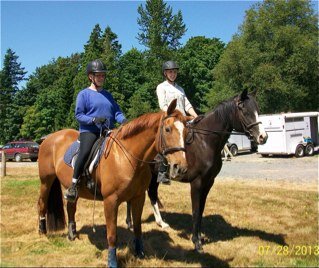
285, 117, 303, 123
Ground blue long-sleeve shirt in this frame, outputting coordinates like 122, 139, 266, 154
75, 88, 126, 133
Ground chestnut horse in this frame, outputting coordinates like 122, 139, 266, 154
37, 100, 190, 267
126, 89, 268, 252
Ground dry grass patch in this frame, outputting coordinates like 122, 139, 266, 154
1, 164, 318, 267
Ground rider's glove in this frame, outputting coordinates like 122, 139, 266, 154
93, 117, 106, 124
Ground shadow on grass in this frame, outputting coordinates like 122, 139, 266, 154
78, 223, 230, 267
146, 212, 287, 246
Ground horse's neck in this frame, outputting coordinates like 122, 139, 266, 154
201, 102, 237, 143
206, 105, 235, 132
121, 127, 158, 162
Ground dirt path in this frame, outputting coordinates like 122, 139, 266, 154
3, 153, 318, 183
219, 153, 318, 182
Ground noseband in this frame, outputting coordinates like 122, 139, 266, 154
158, 115, 186, 156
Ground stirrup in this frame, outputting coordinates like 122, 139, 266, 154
64, 186, 78, 203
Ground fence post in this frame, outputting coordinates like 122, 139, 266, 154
1, 151, 6, 177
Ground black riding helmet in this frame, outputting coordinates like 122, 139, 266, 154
86, 59, 107, 75
162, 60, 179, 75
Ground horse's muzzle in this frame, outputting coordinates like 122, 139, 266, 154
169, 163, 188, 180
258, 133, 268, 145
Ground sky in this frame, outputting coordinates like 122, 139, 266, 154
1, 0, 263, 82
1, 0, 301, 86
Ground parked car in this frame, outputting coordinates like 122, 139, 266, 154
226, 132, 257, 156
0, 141, 39, 162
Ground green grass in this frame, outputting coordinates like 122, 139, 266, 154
1, 170, 318, 267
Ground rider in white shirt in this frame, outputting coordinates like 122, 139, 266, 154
156, 61, 198, 117
156, 60, 198, 183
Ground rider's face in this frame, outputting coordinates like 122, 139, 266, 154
90, 72, 105, 88
165, 69, 178, 82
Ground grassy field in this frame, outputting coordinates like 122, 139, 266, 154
1, 163, 318, 267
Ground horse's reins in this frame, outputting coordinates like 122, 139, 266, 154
187, 102, 261, 138
105, 114, 187, 165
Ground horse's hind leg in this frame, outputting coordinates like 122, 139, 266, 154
67, 201, 78, 240
37, 176, 55, 234
131, 193, 146, 259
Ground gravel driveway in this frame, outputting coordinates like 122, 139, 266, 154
3, 153, 318, 183
219, 152, 318, 182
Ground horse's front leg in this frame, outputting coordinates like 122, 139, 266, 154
190, 176, 216, 253
190, 179, 205, 253
126, 201, 133, 230
131, 193, 146, 259
148, 172, 169, 228
67, 200, 78, 240
104, 196, 119, 268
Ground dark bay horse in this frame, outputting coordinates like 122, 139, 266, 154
127, 89, 268, 252
37, 100, 190, 267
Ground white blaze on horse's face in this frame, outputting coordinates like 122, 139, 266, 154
174, 121, 186, 158
254, 111, 267, 144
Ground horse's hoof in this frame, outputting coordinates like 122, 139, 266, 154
135, 251, 145, 259
134, 238, 145, 259
126, 221, 133, 230
194, 244, 204, 253
39, 219, 47, 235
68, 232, 77, 241
68, 221, 77, 241
38, 229, 47, 235
157, 220, 170, 229
108, 247, 117, 268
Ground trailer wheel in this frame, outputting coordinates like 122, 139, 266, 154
229, 144, 238, 156
295, 144, 304, 158
305, 143, 314, 156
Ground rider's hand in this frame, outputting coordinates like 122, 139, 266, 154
93, 117, 106, 124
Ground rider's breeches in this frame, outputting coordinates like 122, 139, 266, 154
72, 132, 99, 182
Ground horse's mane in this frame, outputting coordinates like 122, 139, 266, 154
205, 92, 258, 126
117, 112, 163, 140
205, 96, 237, 125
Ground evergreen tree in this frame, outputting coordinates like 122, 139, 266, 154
0, 49, 27, 143
100, 26, 123, 104
137, 0, 186, 55
136, 0, 187, 115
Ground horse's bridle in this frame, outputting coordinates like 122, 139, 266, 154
158, 115, 186, 156
237, 101, 261, 138
185, 100, 261, 139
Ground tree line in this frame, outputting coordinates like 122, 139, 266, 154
0, 0, 318, 144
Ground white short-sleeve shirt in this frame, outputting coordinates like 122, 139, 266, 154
156, 81, 193, 116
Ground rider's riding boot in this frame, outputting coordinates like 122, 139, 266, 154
64, 179, 79, 203
157, 160, 170, 185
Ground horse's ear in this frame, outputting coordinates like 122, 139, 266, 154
240, 88, 248, 101
167, 99, 177, 115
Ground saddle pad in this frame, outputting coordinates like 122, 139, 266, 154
63, 136, 109, 169
64, 140, 80, 167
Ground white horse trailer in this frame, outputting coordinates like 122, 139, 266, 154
257, 112, 319, 157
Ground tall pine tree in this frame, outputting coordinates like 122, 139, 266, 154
0, 48, 27, 143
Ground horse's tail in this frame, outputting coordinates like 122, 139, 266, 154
47, 178, 66, 232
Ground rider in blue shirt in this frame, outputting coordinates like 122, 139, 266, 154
64, 59, 126, 202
